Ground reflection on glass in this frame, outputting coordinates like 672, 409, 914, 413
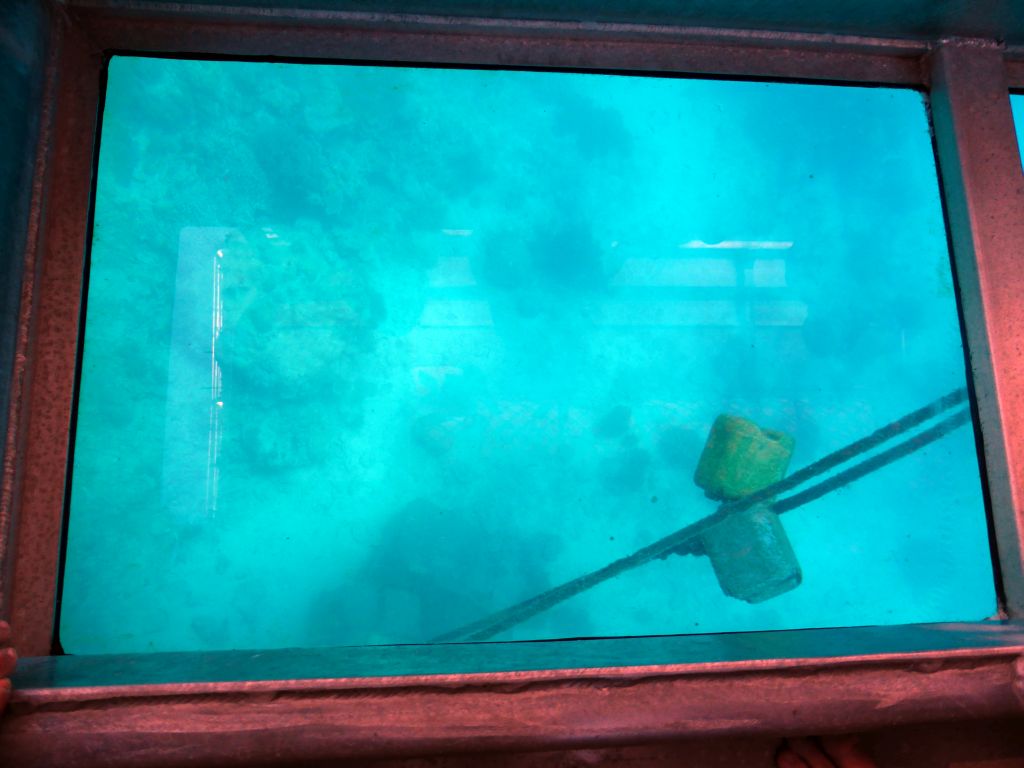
61, 57, 996, 654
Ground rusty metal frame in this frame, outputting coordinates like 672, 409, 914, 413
4, 641, 1024, 766
2, 2, 1024, 765
68, 2, 934, 84
4, 6, 102, 663
1001, 51, 1024, 87
930, 41, 1024, 618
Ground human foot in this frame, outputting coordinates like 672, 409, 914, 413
776, 737, 876, 768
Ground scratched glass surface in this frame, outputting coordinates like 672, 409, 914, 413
60, 57, 996, 654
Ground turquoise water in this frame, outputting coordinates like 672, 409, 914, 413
60, 57, 996, 655
1012, 94, 1024, 163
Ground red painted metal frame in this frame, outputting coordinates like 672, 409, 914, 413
4, 9, 101, 659
1003, 55, 1024, 87
929, 41, 1024, 617
2, 3, 1024, 765
3, 649, 1024, 767
71, 3, 931, 84
0, 622, 14, 714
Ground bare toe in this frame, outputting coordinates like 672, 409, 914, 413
786, 738, 836, 768
820, 736, 876, 768
776, 746, 810, 768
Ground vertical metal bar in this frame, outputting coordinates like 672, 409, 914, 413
929, 40, 1024, 616
0, 0, 55, 623
6, 16, 101, 656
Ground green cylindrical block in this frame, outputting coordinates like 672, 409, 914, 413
700, 504, 802, 603
693, 414, 795, 500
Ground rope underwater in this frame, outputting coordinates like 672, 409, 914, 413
432, 388, 972, 643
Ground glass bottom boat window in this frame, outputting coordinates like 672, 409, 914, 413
60, 56, 997, 654
1012, 92, 1024, 166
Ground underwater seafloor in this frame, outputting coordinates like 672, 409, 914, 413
60, 57, 997, 655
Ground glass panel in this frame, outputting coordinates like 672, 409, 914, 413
1011, 93, 1024, 166
61, 56, 996, 655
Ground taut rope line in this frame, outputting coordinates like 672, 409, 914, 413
433, 388, 972, 643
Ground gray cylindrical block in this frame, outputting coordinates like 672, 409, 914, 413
700, 504, 802, 603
